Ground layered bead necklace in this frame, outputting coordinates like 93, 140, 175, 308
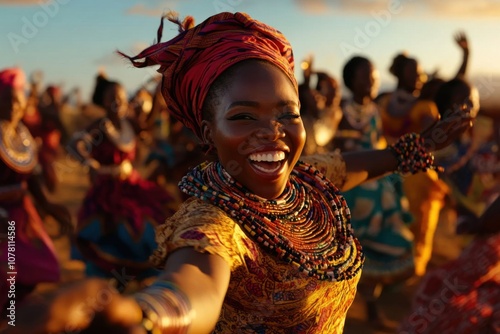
343, 99, 377, 130
179, 161, 364, 282
102, 117, 136, 153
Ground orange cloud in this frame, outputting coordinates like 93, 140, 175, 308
293, 0, 500, 17
126, 1, 178, 17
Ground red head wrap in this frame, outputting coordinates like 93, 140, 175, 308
120, 12, 297, 141
0, 67, 26, 93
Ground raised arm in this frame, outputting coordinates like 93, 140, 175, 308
454, 31, 469, 79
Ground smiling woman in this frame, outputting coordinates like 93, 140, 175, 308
201, 60, 305, 199
6, 11, 474, 334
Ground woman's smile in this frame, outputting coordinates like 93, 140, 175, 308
205, 60, 305, 199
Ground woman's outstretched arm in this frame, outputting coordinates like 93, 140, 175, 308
340, 106, 472, 191
5, 249, 230, 334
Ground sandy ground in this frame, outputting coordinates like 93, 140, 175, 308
39, 139, 468, 334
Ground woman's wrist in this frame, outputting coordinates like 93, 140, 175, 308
134, 280, 192, 334
388, 132, 443, 175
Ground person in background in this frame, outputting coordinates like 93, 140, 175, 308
398, 192, 500, 334
298, 56, 342, 155
36, 84, 70, 193
335, 56, 414, 330
387, 33, 471, 277
6, 13, 472, 334
0, 68, 72, 316
67, 73, 176, 285
377, 52, 450, 277
433, 78, 490, 226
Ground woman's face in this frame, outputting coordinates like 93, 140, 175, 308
0, 88, 26, 123
203, 61, 305, 199
103, 84, 128, 118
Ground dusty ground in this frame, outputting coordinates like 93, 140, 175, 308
39, 147, 468, 334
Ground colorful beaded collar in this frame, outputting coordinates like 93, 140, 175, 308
179, 161, 364, 282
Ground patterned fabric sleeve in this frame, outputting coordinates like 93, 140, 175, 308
150, 197, 246, 270
301, 150, 347, 189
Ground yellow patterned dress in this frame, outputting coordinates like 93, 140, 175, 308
151, 153, 362, 333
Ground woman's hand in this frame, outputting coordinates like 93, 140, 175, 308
420, 104, 473, 152
2, 278, 144, 334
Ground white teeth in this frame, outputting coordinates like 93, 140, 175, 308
249, 151, 285, 162
252, 163, 282, 174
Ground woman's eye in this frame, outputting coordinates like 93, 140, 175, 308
280, 113, 301, 120
227, 114, 255, 121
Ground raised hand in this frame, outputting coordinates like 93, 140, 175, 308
420, 103, 473, 152
454, 31, 469, 52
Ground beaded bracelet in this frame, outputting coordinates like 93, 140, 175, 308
388, 132, 443, 175
134, 280, 193, 334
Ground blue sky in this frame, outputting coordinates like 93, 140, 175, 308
2, 0, 500, 108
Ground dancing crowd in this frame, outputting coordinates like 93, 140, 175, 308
0, 10, 499, 334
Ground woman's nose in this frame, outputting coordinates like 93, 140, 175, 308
255, 120, 285, 141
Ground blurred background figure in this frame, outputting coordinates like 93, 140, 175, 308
335, 56, 414, 331
376, 32, 471, 277
68, 73, 177, 288
433, 78, 497, 232
398, 193, 500, 334
298, 55, 342, 155
0, 67, 72, 314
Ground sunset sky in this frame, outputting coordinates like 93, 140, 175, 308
2, 0, 500, 107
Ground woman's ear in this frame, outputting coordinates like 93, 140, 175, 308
201, 120, 213, 146
200, 120, 217, 155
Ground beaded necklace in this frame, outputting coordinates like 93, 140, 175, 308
386, 89, 416, 118
102, 118, 136, 153
0, 121, 37, 174
179, 161, 364, 282
343, 99, 377, 130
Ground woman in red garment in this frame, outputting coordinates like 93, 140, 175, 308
69, 73, 176, 283
0, 68, 72, 313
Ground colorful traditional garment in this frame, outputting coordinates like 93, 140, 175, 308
73, 117, 176, 280
399, 233, 500, 334
435, 116, 500, 219
151, 153, 363, 333
378, 91, 438, 141
337, 100, 414, 283
0, 120, 60, 308
378, 96, 449, 276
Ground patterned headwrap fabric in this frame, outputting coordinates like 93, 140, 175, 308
0, 68, 26, 93
120, 12, 297, 141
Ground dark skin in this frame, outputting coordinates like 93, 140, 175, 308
5, 60, 474, 334
397, 58, 422, 95
202, 61, 305, 199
